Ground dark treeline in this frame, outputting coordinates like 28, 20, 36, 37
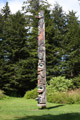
0, 0, 80, 96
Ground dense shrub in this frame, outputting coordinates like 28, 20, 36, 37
24, 88, 38, 99
24, 76, 80, 104
47, 91, 68, 104
73, 75, 80, 88
47, 89, 80, 104
24, 87, 80, 104
0, 90, 6, 99
47, 76, 73, 92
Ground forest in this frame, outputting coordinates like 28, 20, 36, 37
0, 0, 80, 96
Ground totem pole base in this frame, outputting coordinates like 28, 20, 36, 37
37, 104, 46, 109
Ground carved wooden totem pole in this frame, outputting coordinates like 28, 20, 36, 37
36, 10, 46, 108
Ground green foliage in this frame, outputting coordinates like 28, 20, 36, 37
67, 97, 75, 104
0, 6, 33, 95
62, 11, 80, 78
1, 2, 11, 19
47, 76, 73, 92
73, 75, 80, 88
46, 3, 66, 80
0, 90, 7, 99
24, 88, 38, 99
47, 89, 80, 104
24, 87, 80, 104
0, 1, 80, 96
47, 92, 68, 104
24, 75, 80, 104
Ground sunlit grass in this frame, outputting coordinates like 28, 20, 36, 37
0, 97, 80, 120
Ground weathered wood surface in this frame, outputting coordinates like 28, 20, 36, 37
36, 10, 46, 108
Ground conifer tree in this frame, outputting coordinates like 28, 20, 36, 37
62, 11, 80, 78
1, 2, 11, 19
0, 2, 31, 95
1, 11, 30, 95
46, 3, 67, 80
0, 13, 4, 89
0, 2, 11, 92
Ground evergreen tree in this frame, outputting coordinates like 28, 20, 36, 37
1, 11, 31, 95
0, 2, 32, 95
0, 2, 11, 92
0, 13, 4, 89
1, 2, 11, 19
46, 3, 67, 80
62, 11, 80, 78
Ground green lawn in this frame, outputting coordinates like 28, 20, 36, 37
0, 97, 80, 120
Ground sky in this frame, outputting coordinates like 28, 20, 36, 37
0, 0, 80, 19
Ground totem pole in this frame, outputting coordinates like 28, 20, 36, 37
36, 10, 46, 108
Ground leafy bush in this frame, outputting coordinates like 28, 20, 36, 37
47, 89, 80, 104
73, 75, 80, 88
24, 87, 80, 104
0, 90, 6, 99
24, 88, 38, 99
67, 89, 80, 104
47, 91, 68, 104
24, 76, 80, 104
47, 76, 73, 92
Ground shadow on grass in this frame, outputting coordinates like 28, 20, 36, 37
46, 105, 64, 110
16, 113, 80, 120
38, 105, 64, 110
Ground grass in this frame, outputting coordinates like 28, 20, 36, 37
0, 97, 80, 120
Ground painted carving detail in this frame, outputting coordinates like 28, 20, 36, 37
36, 10, 46, 108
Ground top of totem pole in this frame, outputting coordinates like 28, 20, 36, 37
36, 10, 44, 19
39, 10, 44, 17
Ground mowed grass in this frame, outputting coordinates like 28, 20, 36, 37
0, 97, 80, 120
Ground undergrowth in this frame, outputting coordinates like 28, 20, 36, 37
0, 90, 8, 100
24, 88, 80, 104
